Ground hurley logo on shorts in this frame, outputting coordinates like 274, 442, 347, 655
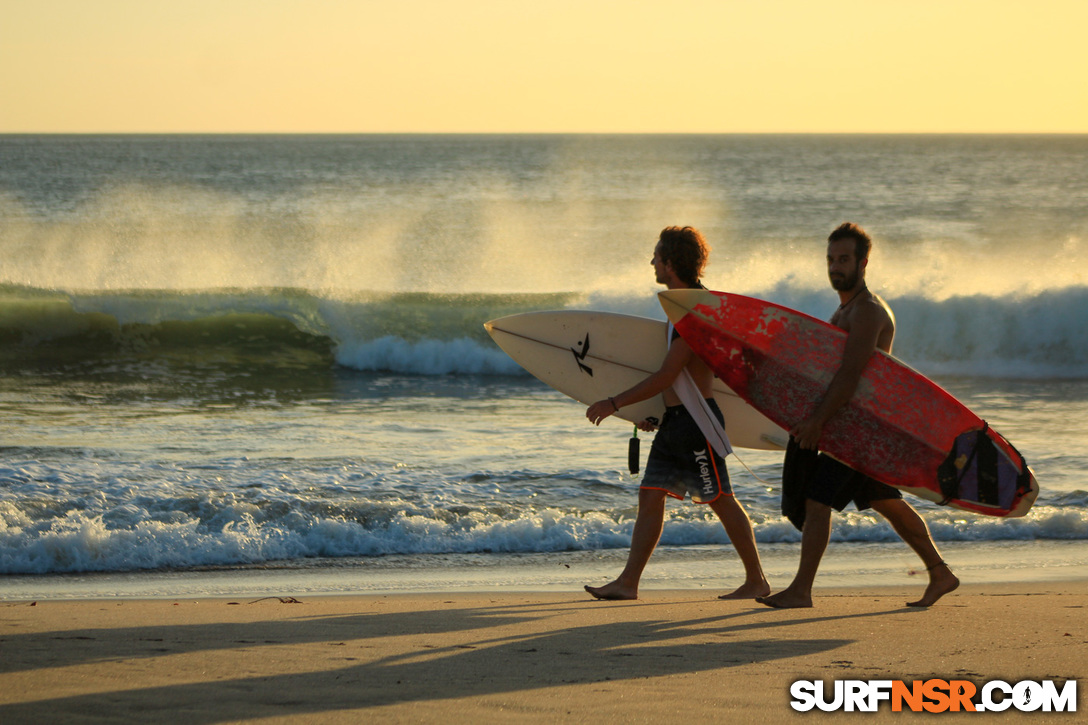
693, 449, 716, 496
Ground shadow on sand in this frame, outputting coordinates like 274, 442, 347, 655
0, 597, 910, 722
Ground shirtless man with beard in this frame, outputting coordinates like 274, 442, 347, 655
758, 222, 959, 609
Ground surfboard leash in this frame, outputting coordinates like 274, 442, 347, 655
729, 450, 775, 486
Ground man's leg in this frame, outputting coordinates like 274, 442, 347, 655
585, 487, 668, 600
708, 495, 770, 599
870, 498, 959, 606
757, 498, 833, 608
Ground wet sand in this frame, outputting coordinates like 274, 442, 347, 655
1, 581, 1084, 723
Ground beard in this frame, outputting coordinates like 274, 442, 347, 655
829, 263, 860, 292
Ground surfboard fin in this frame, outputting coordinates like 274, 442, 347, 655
937, 423, 1034, 512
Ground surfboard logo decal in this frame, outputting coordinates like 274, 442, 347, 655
571, 334, 593, 376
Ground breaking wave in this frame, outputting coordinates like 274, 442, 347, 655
2, 283, 1086, 379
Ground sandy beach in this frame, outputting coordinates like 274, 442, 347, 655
1, 581, 1083, 723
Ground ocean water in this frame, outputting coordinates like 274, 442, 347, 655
1, 134, 1087, 599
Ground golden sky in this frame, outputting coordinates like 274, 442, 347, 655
2, 0, 1085, 133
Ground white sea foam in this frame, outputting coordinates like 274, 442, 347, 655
2, 490, 1085, 576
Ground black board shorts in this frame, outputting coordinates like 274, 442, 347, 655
641, 401, 731, 504
808, 453, 902, 512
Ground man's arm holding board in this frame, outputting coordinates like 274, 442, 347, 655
791, 302, 885, 449
586, 336, 693, 426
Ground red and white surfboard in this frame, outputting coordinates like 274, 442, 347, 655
659, 289, 1039, 517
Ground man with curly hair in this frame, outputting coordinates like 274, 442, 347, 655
583, 226, 769, 600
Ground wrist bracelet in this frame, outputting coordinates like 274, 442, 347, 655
609, 397, 619, 412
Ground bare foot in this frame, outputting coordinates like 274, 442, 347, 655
718, 580, 772, 600
584, 581, 637, 600
756, 588, 813, 609
907, 564, 959, 607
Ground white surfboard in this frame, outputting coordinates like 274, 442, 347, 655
484, 310, 788, 451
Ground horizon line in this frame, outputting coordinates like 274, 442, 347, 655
3, 130, 1088, 137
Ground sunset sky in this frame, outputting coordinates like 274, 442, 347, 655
2, 0, 1085, 133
